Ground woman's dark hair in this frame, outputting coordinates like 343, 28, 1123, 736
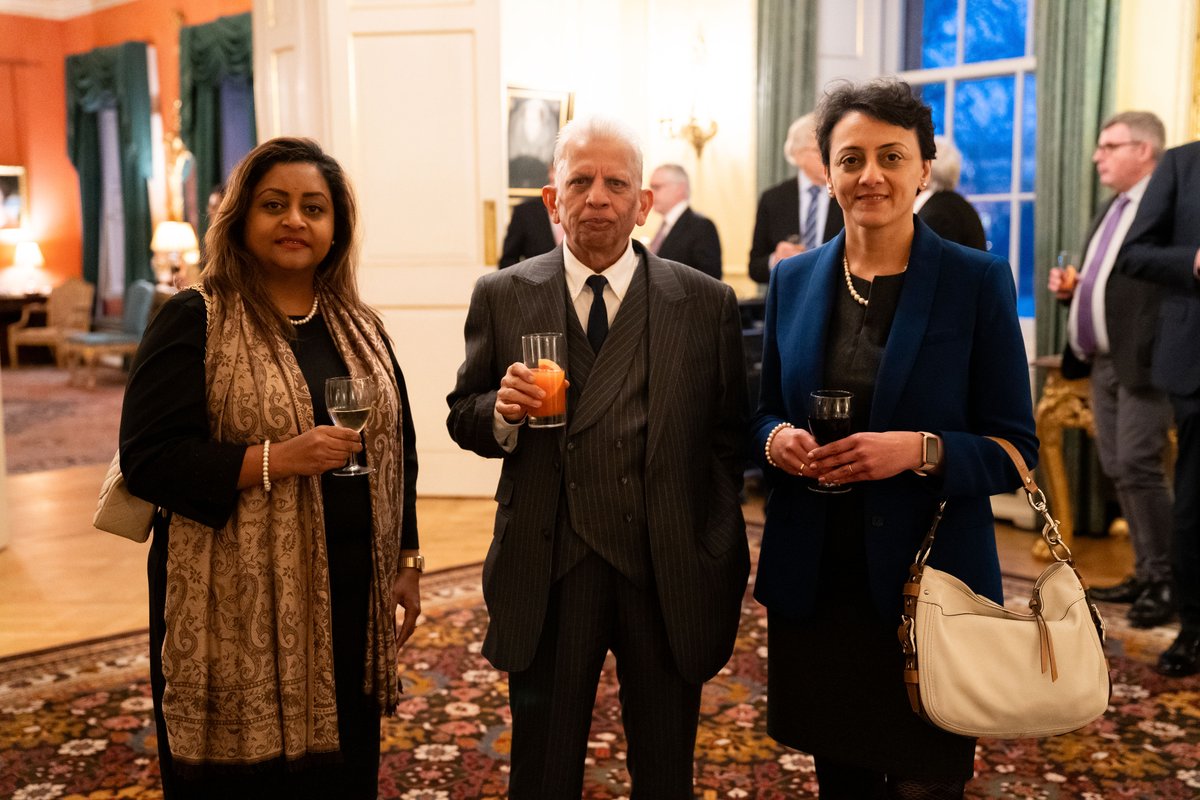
201, 137, 382, 339
814, 79, 937, 166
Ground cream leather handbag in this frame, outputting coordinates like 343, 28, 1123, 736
898, 437, 1111, 739
93, 450, 155, 543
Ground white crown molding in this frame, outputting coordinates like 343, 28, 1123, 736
0, 0, 136, 21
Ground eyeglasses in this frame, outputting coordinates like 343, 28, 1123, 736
1094, 141, 1142, 154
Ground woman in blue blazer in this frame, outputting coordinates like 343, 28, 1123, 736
752, 80, 1037, 798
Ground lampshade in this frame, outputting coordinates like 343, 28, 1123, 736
13, 240, 45, 268
151, 221, 199, 254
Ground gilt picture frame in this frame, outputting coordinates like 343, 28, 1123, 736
507, 86, 574, 197
0, 165, 28, 230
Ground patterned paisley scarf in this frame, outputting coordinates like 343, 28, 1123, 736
161, 287, 403, 768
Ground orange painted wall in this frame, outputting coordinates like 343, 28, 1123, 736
0, 0, 251, 284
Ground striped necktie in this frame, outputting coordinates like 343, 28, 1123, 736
802, 184, 821, 250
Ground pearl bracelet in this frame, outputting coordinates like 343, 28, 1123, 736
764, 422, 793, 469
262, 439, 272, 493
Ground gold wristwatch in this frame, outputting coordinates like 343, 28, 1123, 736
400, 554, 425, 573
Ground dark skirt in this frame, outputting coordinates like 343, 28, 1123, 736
765, 492, 976, 782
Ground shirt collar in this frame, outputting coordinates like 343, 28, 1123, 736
563, 239, 638, 302
662, 200, 689, 227
1123, 174, 1151, 205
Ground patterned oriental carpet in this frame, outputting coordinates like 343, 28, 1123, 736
1, 549, 1198, 799
1, 366, 125, 474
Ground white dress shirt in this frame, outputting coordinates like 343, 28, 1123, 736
493, 240, 639, 449
1067, 174, 1150, 359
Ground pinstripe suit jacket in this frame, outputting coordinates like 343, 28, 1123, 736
447, 242, 750, 683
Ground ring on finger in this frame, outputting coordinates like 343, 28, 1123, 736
847, 463, 854, 475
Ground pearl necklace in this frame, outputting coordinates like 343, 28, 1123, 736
289, 295, 320, 326
843, 256, 869, 307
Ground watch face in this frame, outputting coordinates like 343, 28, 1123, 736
922, 433, 939, 467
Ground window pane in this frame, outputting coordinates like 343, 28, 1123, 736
974, 199, 1011, 263
964, 0, 1028, 63
1018, 200, 1035, 317
1021, 73, 1036, 193
954, 76, 1014, 195
921, 0, 959, 68
916, 82, 947, 135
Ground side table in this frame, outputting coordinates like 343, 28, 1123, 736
1031, 354, 1094, 559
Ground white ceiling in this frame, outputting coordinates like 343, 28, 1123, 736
0, 0, 135, 21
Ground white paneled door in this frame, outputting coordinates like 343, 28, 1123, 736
255, 0, 504, 496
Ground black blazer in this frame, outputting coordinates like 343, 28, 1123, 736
499, 198, 555, 269
1061, 195, 1163, 389
656, 206, 722, 279
917, 190, 986, 251
749, 177, 844, 283
1117, 141, 1200, 397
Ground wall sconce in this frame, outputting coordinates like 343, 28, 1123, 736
661, 116, 719, 159
0, 240, 52, 296
150, 220, 199, 290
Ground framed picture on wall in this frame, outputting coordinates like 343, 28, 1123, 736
507, 86, 574, 197
0, 165, 28, 230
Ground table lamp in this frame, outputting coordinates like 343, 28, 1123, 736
150, 221, 199, 290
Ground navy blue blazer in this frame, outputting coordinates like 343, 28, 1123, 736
750, 218, 1038, 621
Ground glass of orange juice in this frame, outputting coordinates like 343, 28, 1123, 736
521, 332, 567, 428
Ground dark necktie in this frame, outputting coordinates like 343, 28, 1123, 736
1075, 193, 1130, 358
585, 274, 609, 354
802, 184, 821, 250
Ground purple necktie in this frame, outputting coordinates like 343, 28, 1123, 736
1075, 194, 1130, 358
649, 223, 669, 254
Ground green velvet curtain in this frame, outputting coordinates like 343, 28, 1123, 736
1034, 0, 1120, 358
756, 0, 818, 194
1033, 0, 1121, 534
66, 42, 154, 290
180, 12, 255, 240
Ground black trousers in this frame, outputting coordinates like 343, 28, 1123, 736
1170, 391, 1200, 630
507, 551, 702, 799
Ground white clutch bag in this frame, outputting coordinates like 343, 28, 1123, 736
93, 450, 155, 543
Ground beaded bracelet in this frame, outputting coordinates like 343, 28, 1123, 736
262, 439, 272, 493
764, 422, 793, 469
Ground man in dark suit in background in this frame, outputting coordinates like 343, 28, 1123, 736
646, 163, 723, 279
748, 112, 844, 284
499, 196, 559, 268
1046, 111, 1175, 629
447, 116, 749, 798
1117, 136, 1200, 677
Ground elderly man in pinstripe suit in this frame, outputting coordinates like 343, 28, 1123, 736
447, 116, 750, 799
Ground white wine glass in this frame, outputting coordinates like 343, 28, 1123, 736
325, 376, 375, 477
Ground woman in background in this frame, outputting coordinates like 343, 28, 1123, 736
914, 135, 987, 251
121, 137, 421, 799
752, 80, 1037, 798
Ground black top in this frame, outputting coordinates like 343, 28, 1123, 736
120, 289, 418, 548
824, 268, 906, 433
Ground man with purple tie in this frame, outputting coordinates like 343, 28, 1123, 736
1048, 111, 1174, 628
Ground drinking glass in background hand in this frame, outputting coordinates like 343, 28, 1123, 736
324, 376, 376, 476
521, 332, 567, 428
1054, 250, 1078, 293
808, 389, 853, 494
